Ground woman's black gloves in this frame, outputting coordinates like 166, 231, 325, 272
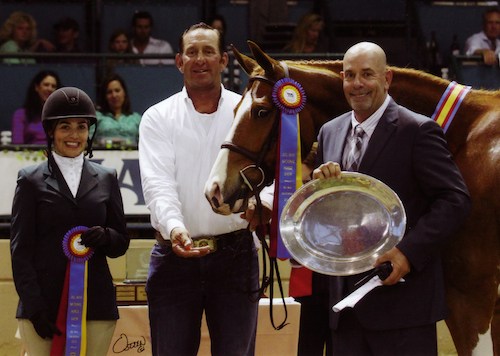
80, 226, 109, 248
29, 311, 62, 339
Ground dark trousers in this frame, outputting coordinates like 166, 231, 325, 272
332, 309, 438, 356
146, 231, 259, 356
295, 272, 332, 356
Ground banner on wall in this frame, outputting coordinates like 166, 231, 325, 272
0, 149, 147, 217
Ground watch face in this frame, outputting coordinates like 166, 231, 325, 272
280, 172, 406, 276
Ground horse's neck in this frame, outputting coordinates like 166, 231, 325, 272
389, 68, 447, 117
389, 68, 488, 154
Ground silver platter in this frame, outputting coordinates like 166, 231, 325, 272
280, 172, 406, 276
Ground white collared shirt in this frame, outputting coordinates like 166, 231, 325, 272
132, 36, 174, 65
139, 85, 273, 239
343, 94, 391, 166
52, 151, 84, 198
465, 31, 500, 56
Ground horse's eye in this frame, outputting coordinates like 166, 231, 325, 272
257, 109, 268, 118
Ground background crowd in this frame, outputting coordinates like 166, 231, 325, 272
0, 5, 498, 146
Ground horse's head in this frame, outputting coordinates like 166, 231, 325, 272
205, 41, 348, 215
204, 41, 286, 214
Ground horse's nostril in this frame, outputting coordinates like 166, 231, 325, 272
211, 196, 220, 208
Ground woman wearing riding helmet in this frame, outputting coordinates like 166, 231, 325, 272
10, 87, 129, 356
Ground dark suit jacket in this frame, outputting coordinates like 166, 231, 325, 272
10, 159, 129, 322
317, 99, 470, 330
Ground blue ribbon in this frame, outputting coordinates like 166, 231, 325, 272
66, 261, 86, 355
276, 113, 300, 258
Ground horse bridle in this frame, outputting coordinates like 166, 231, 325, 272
220, 75, 280, 193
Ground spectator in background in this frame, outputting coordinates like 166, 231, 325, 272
95, 73, 141, 147
130, 11, 173, 65
11, 70, 61, 145
208, 14, 241, 92
465, 7, 500, 66
53, 17, 81, 54
105, 29, 139, 75
283, 13, 329, 54
0, 11, 54, 64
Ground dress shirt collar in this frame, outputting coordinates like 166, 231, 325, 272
350, 94, 391, 138
52, 151, 84, 197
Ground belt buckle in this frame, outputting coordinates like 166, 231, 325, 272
193, 236, 217, 251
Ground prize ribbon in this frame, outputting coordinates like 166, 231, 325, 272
52, 226, 93, 356
270, 78, 306, 259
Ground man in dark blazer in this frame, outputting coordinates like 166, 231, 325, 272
313, 42, 471, 355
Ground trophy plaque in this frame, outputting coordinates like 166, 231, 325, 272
115, 244, 151, 305
280, 172, 406, 276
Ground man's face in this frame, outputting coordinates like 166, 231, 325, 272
341, 47, 391, 122
175, 28, 227, 91
484, 12, 500, 41
133, 18, 152, 42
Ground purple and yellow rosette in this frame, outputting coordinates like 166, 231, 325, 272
271, 78, 306, 259
272, 78, 307, 115
61, 226, 92, 356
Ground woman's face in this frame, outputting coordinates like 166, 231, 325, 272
52, 118, 89, 158
13, 20, 32, 45
106, 80, 126, 113
111, 33, 129, 53
35, 75, 58, 103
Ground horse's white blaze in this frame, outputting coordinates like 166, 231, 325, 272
204, 91, 253, 211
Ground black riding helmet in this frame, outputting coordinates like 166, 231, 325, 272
42, 87, 98, 159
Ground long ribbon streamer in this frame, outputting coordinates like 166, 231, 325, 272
56, 226, 93, 356
270, 78, 306, 259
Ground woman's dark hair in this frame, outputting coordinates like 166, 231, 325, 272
98, 73, 132, 116
24, 70, 61, 123
108, 28, 133, 53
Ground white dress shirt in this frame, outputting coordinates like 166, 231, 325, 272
465, 31, 500, 56
52, 151, 84, 198
139, 85, 273, 239
342, 94, 391, 167
132, 36, 174, 65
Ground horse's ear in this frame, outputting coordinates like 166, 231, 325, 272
247, 40, 283, 80
231, 44, 257, 76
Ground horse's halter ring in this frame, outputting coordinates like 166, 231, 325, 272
221, 75, 280, 193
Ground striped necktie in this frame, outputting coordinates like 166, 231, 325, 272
345, 125, 365, 172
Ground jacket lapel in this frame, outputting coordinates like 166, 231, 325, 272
43, 161, 76, 203
359, 100, 398, 173
333, 116, 351, 167
77, 160, 99, 199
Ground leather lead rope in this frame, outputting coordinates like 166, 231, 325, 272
250, 188, 289, 331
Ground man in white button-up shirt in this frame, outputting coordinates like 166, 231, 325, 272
130, 11, 174, 65
464, 8, 500, 66
139, 23, 272, 356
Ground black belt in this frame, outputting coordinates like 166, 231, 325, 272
154, 229, 251, 252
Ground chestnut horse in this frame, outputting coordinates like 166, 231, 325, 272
204, 41, 500, 355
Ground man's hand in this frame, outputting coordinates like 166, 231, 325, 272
240, 200, 272, 232
312, 161, 342, 180
375, 247, 411, 285
477, 49, 498, 66
170, 227, 211, 258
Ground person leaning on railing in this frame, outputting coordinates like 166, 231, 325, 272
0, 11, 54, 64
